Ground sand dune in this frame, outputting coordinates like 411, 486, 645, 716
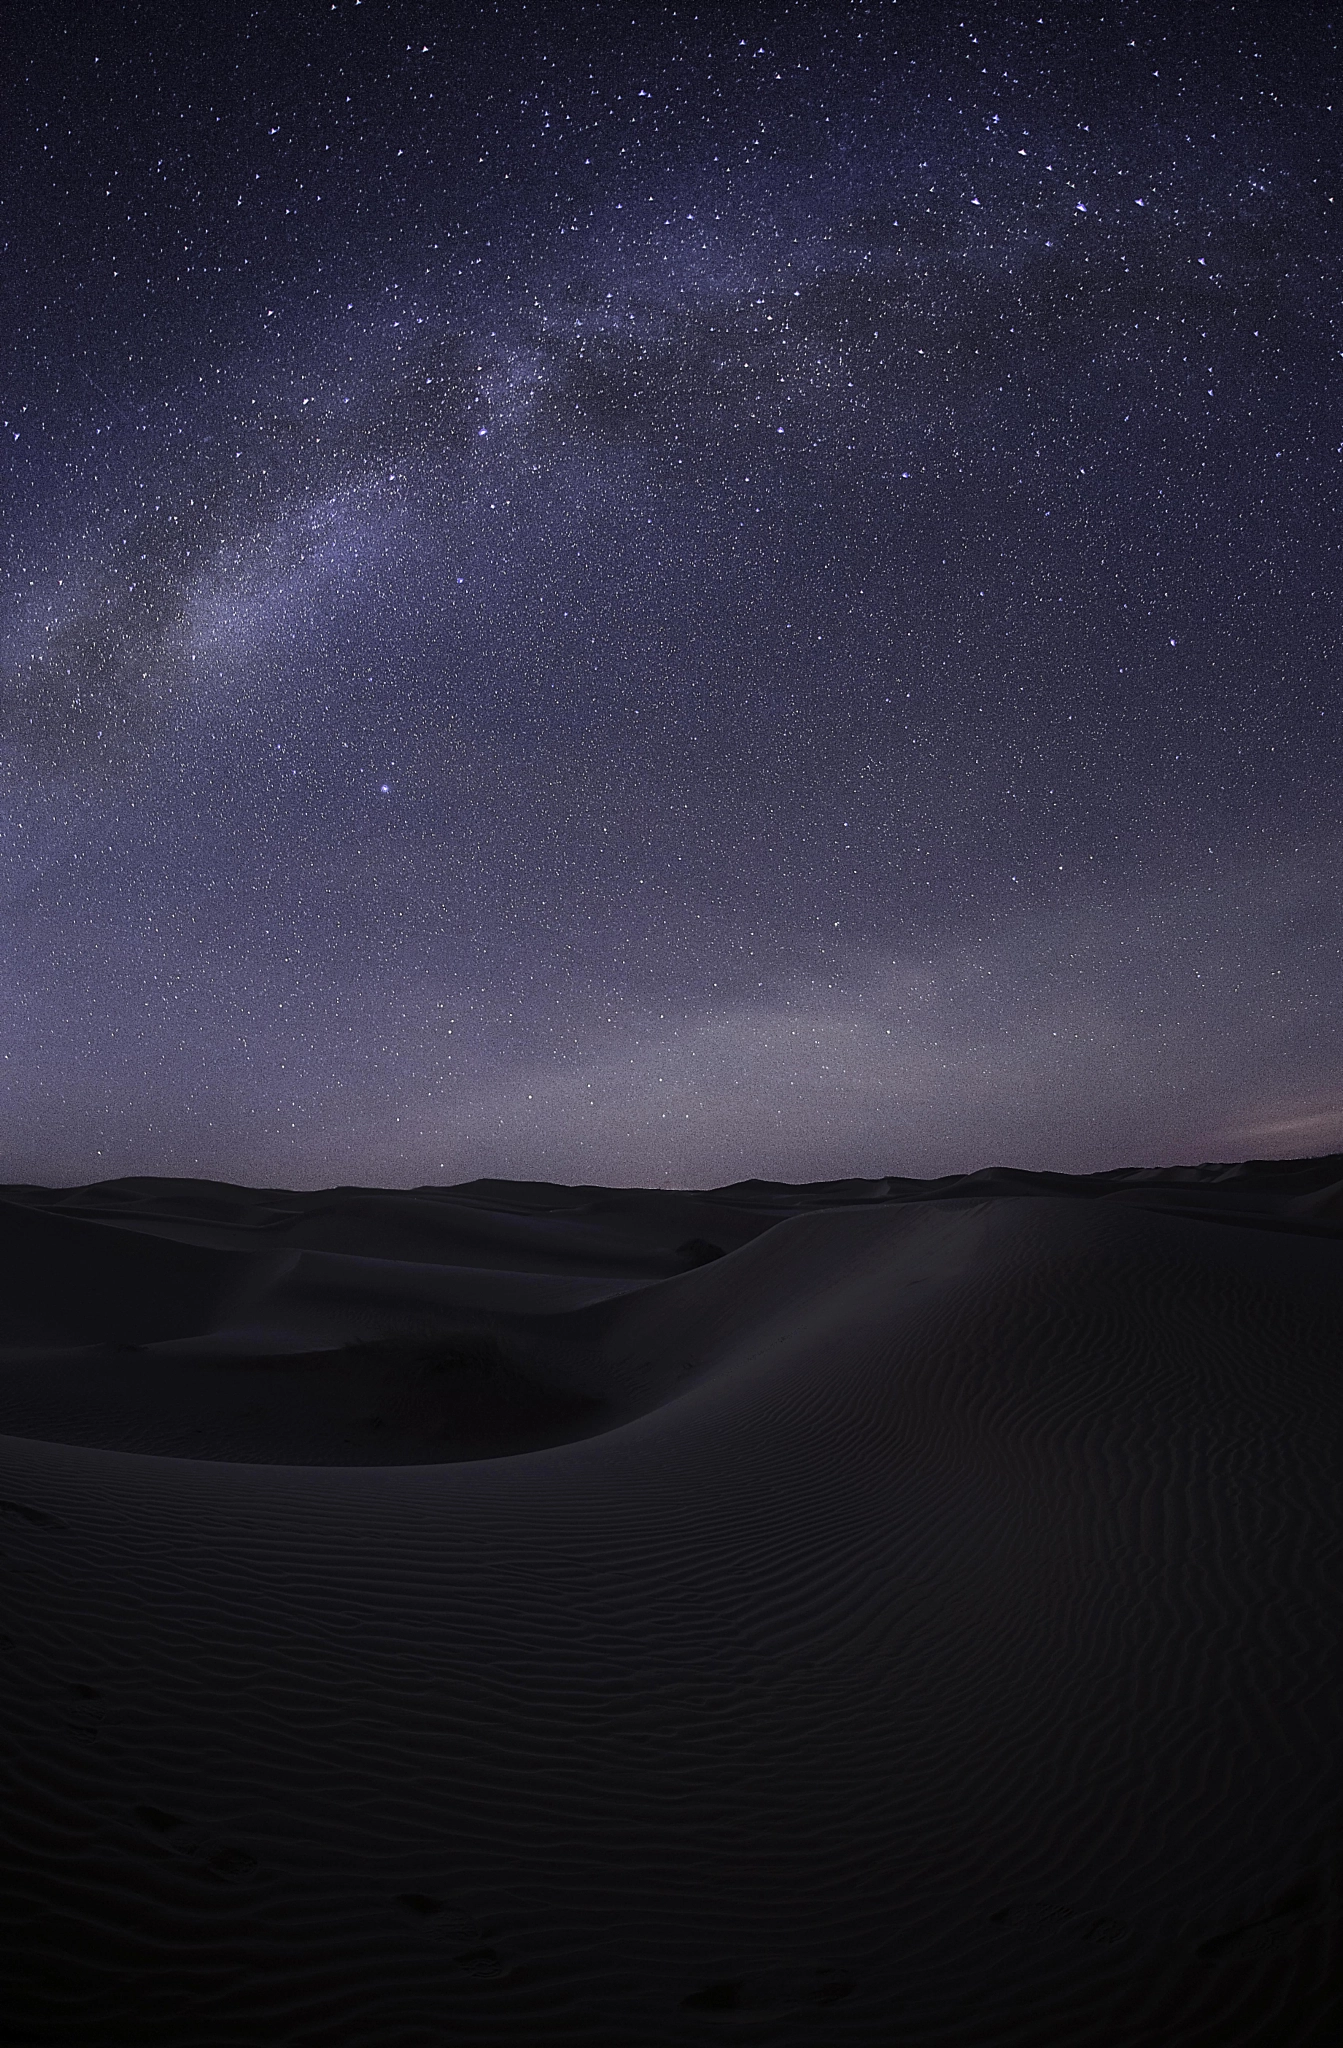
0, 1158, 1341, 2043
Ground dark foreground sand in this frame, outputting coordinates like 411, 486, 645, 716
0, 1157, 1341, 2045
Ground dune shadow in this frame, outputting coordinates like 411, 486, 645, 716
0, 1323, 615, 1465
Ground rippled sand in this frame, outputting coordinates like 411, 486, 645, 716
1, 1159, 1341, 2044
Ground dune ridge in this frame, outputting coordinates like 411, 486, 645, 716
0, 1157, 1340, 2043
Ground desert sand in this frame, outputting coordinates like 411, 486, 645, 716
0, 1156, 1341, 2044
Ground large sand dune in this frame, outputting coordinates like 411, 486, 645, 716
0, 1158, 1340, 2043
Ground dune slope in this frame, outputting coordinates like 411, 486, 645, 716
0, 1160, 1340, 2044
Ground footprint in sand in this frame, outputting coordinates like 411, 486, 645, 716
393, 1892, 513, 1974
1196, 1818, 1343, 1964
1198, 1873, 1343, 1963
990, 1901, 1133, 1947
394, 1891, 472, 1937
392, 1893, 510, 1977
133, 1803, 259, 1881
681, 1965, 854, 2019
64, 1681, 106, 1743
448, 1946, 510, 1980
0, 1499, 64, 1530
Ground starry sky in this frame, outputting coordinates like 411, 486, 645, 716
3, 0, 1340, 1189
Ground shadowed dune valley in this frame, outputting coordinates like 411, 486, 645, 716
0, 1156, 1340, 2045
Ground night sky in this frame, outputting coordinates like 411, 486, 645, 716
3, 1, 1340, 1189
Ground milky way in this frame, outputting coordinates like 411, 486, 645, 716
3, 2, 1341, 1186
